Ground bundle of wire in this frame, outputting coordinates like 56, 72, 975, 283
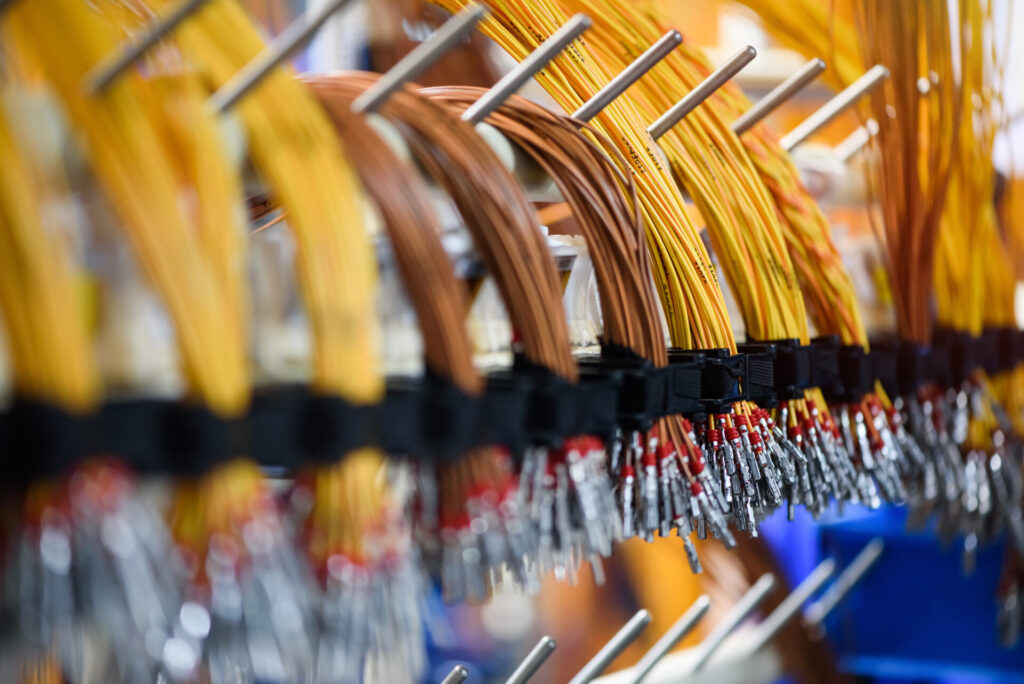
307, 72, 593, 600
305, 78, 542, 609
598, 0, 914, 512
0, 96, 180, 683
432, 0, 863, 538
426, 86, 739, 570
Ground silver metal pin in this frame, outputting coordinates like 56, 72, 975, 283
504, 636, 557, 684
462, 13, 591, 125
780, 64, 889, 152
731, 57, 826, 135
647, 45, 756, 140
210, 0, 358, 114
572, 30, 682, 123
351, 4, 486, 114
626, 596, 711, 684
804, 538, 884, 630
85, 0, 211, 94
684, 573, 776, 675
833, 118, 880, 162
440, 664, 470, 684
568, 609, 652, 684
740, 558, 836, 656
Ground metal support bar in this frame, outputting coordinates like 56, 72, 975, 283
440, 664, 469, 684
572, 30, 681, 123
738, 558, 836, 657
779, 64, 888, 152
683, 573, 776, 676
626, 596, 711, 684
86, 0, 211, 94
503, 636, 557, 684
569, 610, 652, 684
647, 45, 756, 140
210, 0, 357, 113
731, 57, 826, 135
351, 4, 486, 113
804, 538, 884, 629
461, 14, 591, 125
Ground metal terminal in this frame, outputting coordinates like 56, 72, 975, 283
85, 0, 211, 94
626, 596, 711, 684
647, 45, 756, 140
440, 664, 470, 684
572, 30, 682, 123
461, 13, 591, 125
504, 636, 557, 684
683, 573, 776, 675
569, 609, 652, 684
739, 558, 836, 657
780, 64, 889, 152
833, 119, 880, 162
804, 538, 884, 630
351, 4, 486, 114
210, 0, 358, 113
731, 57, 826, 135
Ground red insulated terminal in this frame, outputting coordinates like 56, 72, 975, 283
688, 445, 705, 474
749, 429, 763, 447
708, 428, 722, 445
715, 413, 729, 426
787, 424, 802, 440
735, 413, 750, 429
642, 445, 656, 467
681, 417, 693, 432
690, 481, 704, 496
725, 426, 740, 443
621, 464, 635, 479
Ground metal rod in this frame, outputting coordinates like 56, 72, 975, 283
833, 118, 880, 163
739, 558, 836, 657
804, 538, 884, 629
568, 609, 652, 684
440, 664, 469, 684
572, 30, 682, 123
503, 636, 556, 684
779, 64, 889, 152
351, 4, 486, 114
647, 45, 756, 140
210, 0, 357, 114
85, 0, 211, 94
626, 596, 711, 684
684, 573, 776, 675
461, 13, 591, 125
731, 57, 826, 135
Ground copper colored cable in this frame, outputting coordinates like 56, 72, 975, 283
303, 72, 577, 382
308, 86, 482, 395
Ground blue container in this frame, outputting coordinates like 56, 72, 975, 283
763, 505, 1023, 682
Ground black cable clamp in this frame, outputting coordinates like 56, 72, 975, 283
830, 344, 874, 403
740, 338, 814, 403
479, 371, 530, 454
513, 357, 580, 448
579, 344, 661, 432
810, 336, 841, 393
870, 340, 935, 397
669, 348, 745, 413
932, 328, 980, 387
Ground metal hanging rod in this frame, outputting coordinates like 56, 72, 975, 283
85, 0, 212, 94
440, 664, 469, 684
210, 0, 358, 114
461, 13, 592, 125
731, 57, 826, 135
738, 558, 836, 657
625, 595, 711, 684
572, 30, 682, 123
351, 4, 486, 114
804, 538, 884, 631
834, 118, 880, 162
503, 635, 557, 684
568, 609, 652, 684
647, 45, 756, 141
779, 64, 889, 152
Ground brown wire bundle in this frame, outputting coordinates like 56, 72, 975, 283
303, 82, 481, 394
856, 0, 961, 345
303, 72, 577, 382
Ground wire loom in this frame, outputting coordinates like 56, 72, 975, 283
9, 333, 1021, 478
